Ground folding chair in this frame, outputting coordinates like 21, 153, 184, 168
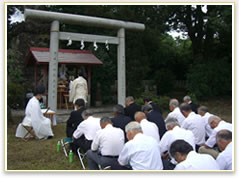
60, 137, 73, 157
22, 125, 39, 141
77, 147, 86, 170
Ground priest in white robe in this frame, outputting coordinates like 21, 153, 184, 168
69, 71, 88, 106
16, 86, 54, 140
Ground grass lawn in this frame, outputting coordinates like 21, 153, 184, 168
6, 97, 232, 171
7, 123, 87, 170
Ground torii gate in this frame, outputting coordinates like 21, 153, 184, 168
24, 9, 145, 111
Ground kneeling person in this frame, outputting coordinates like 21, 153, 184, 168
86, 117, 125, 170
115, 121, 163, 170
169, 140, 219, 170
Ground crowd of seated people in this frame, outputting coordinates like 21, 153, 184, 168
17, 91, 232, 171
65, 95, 232, 171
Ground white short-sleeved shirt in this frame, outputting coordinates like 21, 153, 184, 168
140, 119, 160, 142
216, 142, 232, 170
165, 107, 185, 126
174, 151, 220, 170
202, 112, 214, 137
160, 126, 195, 155
91, 124, 124, 156
205, 121, 232, 148
181, 112, 205, 145
118, 133, 163, 170
73, 116, 100, 140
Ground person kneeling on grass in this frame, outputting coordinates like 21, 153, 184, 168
112, 121, 163, 170
169, 140, 219, 170
86, 117, 125, 170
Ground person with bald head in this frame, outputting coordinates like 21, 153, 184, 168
216, 130, 232, 170
134, 111, 160, 142
199, 115, 232, 159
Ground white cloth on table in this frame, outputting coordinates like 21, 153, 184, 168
69, 76, 88, 104
140, 119, 160, 142
174, 151, 220, 170
73, 116, 100, 140
205, 120, 232, 148
216, 142, 232, 170
41, 109, 57, 126
91, 124, 124, 156
181, 112, 205, 146
118, 133, 163, 170
15, 97, 54, 139
165, 107, 185, 126
160, 126, 195, 155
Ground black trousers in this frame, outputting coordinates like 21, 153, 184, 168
196, 144, 201, 152
162, 158, 176, 170
110, 162, 132, 170
73, 136, 92, 153
86, 150, 119, 170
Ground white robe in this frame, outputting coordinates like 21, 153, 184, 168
69, 76, 88, 104
15, 97, 54, 139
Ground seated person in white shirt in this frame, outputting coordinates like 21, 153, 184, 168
112, 121, 163, 170
169, 140, 220, 170
134, 111, 160, 142
72, 109, 100, 153
86, 117, 125, 170
197, 106, 214, 138
165, 99, 185, 126
180, 103, 206, 151
199, 115, 232, 159
216, 130, 232, 170
160, 118, 195, 170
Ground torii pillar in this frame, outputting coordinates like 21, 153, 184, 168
48, 20, 60, 110
117, 28, 126, 106
24, 9, 145, 111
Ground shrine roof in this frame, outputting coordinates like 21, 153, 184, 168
25, 47, 103, 66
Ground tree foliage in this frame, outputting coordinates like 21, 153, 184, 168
167, 5, 232, 60
7, 5, 232, 108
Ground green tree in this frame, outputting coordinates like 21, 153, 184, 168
167, 5, 232, 60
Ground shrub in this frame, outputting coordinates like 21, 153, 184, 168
186, 58, 232, 99
158, 95, 171, 112
7, 82, 25, 109
135, 92, 170, 113
153, 69, 176, 95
